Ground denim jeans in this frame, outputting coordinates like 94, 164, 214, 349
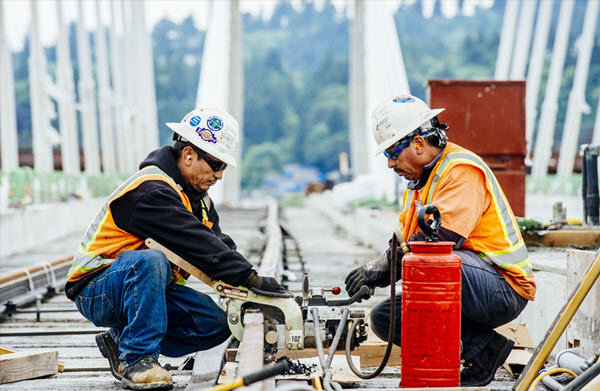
75, 249, 231, 368
369, 250, 528, 360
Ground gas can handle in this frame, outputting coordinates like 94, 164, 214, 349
417, 204, 442, 242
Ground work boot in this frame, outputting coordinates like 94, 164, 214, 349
460, 332, 515, 386
96, 331, 123, 380
122, 356, 173, 390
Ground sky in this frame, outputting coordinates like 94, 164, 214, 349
1, 0, 346, 52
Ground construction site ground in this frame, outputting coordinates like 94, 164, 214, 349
0, 202, 589, 390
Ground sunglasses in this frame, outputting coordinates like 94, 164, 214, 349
384, 137, 413, 160
196, 149, 227, 172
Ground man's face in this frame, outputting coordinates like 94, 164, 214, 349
185, 151, 225, 192
385, 139, 424, 181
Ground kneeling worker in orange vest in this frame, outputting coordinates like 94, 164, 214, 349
344, 95, 536, 387
65, 108, 292, 390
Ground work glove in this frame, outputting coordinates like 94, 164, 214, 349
344, 254, 390, 297
243, 273, 294, 298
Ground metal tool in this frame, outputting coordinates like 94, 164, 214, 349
145, 238, 369, 353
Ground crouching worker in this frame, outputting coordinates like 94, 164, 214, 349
344, 95, 536, 387
65, 108, 292, 390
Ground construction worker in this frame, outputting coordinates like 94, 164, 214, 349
65, 108, 292, 390
344, 95, 536, 387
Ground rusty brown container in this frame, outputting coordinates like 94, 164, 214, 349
425, 79, 526, 216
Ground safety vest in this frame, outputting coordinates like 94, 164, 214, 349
399, 143, 535, 300
66, 165, 211, 286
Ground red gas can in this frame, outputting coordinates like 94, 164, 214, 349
400, 240, 462, 387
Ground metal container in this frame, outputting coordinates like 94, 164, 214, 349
401, 240, 462, 388
426, 79, 526, 216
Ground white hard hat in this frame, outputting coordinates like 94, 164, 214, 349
371, 95, 445, 156
166, 108, 239, 167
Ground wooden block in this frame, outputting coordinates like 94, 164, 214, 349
522, 229, 600, 248
495, 323, 535, 349
272, 342, 401, 368
502, 349, 532, 378
352, 388, 490, 391
0, 349, 58, 384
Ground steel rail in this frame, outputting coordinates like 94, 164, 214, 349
0, 256, 73, 313
186, 198, 285, 391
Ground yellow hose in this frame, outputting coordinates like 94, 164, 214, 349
528, 368, 578, 391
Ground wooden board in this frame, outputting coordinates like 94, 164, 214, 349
495, 323, 534, 349
522, 230, 600, 248
0, 349, 58, 384
352, 388, 489, 391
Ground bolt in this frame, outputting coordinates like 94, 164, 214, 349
252, 293, 257, 298
287, 343, 292, 349
297, 343, 302, 349
229, 314, 239, 324
286, 325, 292, 330
217, 285, 223, 292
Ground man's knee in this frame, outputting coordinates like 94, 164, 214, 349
126, 249, 171, 283
369, 301, 391, 342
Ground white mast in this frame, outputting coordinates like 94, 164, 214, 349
29, 0, 54, 171
349, 0, 368, 176
509, 0, 536, 80
56, 0, 80, 174
76, 0, 100, 173
531, 0, 575, 177
557, 0, 599, 176
0, 0, 19, 172
95, 0, 116, 174
494, 0, 519, 80
109, 0, 128, 173
525, 0, 553, 159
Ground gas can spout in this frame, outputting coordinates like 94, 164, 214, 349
417, 204, 442, 242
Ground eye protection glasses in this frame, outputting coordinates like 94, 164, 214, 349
196, 150, 227, 172
383, 128, 437, 160
384, 137, 413, 160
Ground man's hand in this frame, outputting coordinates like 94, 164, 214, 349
344, 255, 390, 297
244, 273, 294, 298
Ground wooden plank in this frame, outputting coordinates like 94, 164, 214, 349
522, 230, 600, 248
352, 388, 489, 391
0, 350, 58, 384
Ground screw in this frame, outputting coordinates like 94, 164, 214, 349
287, 343, 292, 349
286, 325, 292, 330
229, 314, 239, 324
297, 343, 302, 349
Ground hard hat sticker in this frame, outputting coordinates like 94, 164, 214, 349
189, 115, 202, 126
207, 116, 224, 131
196, 127, 217, 144
393, 96, 415, 103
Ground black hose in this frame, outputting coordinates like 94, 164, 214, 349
345, 232, 399, 379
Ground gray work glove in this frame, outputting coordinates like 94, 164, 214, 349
344, 254, 390, 297
244, 273, 294, 298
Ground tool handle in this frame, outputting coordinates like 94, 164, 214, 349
242, 361, 290, 386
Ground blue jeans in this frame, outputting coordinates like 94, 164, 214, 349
369, 250, 528, 360
75, 249, 231, 368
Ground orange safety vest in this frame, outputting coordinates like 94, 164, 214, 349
399, 143, 536, 301
66, 165, 211, 286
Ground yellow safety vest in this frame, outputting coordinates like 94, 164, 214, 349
66, 165, 211, 286
399, 142, 536, 300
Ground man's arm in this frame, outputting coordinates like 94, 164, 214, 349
205, 199, 237, 251
111, 182, 253, 286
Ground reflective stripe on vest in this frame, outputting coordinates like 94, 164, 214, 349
425, 150, 532, 277
67, 166, 190, 282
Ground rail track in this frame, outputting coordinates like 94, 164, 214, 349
0, 201, 406, 391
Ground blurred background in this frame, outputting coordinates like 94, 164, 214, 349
1, 0, 598, 210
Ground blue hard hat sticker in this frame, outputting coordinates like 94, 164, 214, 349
207, 116, 223, 131
190, 116, 201, 126
393, 96, 415, 103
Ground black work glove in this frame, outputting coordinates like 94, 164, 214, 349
344, 254, 391, 297
243, 273, 294, 298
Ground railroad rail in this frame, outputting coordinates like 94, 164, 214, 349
0, 201, 403, 391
